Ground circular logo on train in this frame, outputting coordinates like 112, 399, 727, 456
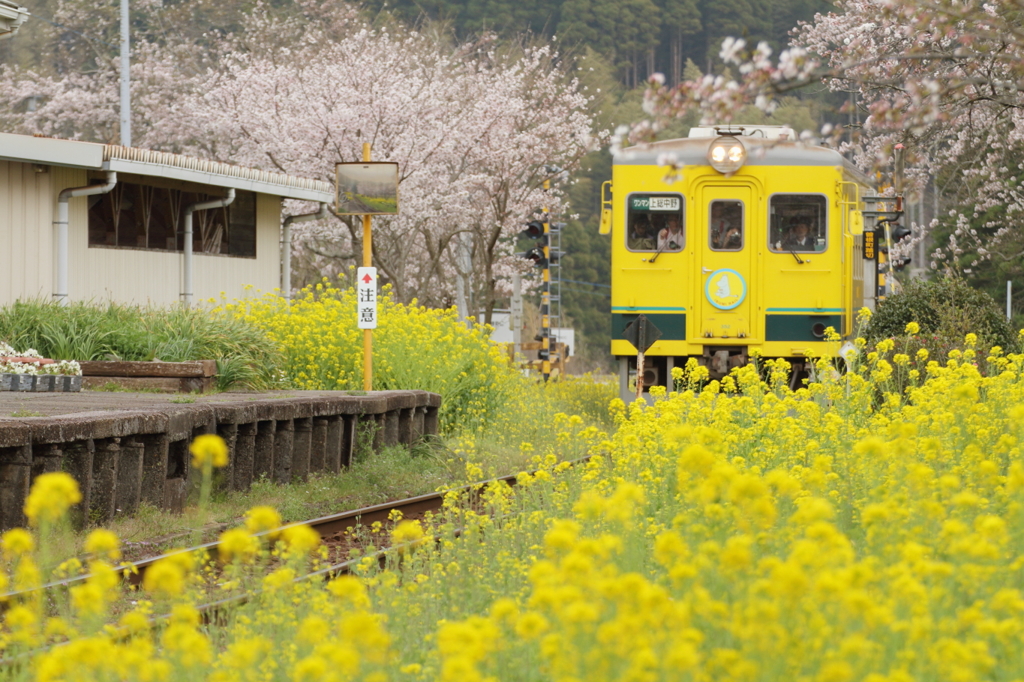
705, 268, 747, 310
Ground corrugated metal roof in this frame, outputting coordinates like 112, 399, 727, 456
103, 145, 333, 197
0, 0, 29, 36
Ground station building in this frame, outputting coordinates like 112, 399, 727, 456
0, 132, 332, 306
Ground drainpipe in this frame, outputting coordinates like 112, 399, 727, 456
183, 189, 234, 307
281, 202, 328, 299
54, 172, 117, 306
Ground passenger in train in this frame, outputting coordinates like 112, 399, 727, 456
657, 215, 684, 251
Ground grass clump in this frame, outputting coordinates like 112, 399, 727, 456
0, 299, 284, 390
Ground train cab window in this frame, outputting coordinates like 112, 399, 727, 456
769, 194, 828, 253
627, 194, 684, 252
709, 200, 743, 251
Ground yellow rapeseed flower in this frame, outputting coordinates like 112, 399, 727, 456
24, 472, 81, 526
280, 524, 320, 555
218, 527, 259, 564
1, 527, 34, 558
189, 434, 229, 469
244, 505, 282, 536
84, 529, 121, 561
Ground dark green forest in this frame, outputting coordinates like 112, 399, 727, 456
365, 0, 831, 88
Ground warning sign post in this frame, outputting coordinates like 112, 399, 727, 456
337, 144, 399, 391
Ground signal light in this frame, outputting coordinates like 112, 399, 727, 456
891, 224, 911, 243
877, 223, 912, 253
522, 247, 547, 267
521, 221, 545, 239
520, 247, 559, 268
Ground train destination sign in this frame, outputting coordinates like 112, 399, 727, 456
630, 195, 681, 212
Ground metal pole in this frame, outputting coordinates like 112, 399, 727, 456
119, 0, 131, 147
635, 318, 646, 401
362, 143, 373, 392
183, 190, 235, 308
541, 180, 551, 380
1008, 281, 1012, 321
511, 272, 522, 359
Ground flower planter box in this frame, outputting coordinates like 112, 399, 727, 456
0, 353, 82, 392
0, 373, 82, 392
11, 374, 34, 391
33, 375, 55, 392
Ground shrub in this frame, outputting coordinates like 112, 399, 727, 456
0, 300, 284, 390
866, 276, 1015, 349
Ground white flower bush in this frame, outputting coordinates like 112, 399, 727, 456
0, 344, 82, 376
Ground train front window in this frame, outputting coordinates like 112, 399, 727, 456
769, 194, 827, 253
709, 200, 743, 251
627, 194, 684, 252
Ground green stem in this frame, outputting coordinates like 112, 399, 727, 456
194, 459, 213, 545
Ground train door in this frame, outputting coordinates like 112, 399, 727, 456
698, 185, 756, 340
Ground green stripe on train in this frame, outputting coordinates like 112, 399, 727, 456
611, 313, 687, 342
765, 314, 843, 342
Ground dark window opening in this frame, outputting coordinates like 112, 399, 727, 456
626, 194, 684, 252
709, 200, 744, 251
770, 194, 828, 253
88, 182, 257, 258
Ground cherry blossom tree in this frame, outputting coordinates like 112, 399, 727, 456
0, 0, 600, 316
177, 9, 598, 313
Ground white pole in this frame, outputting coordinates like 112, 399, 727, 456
183, 190, 235, 307
55, 173, 117, 305
1008, 280, 1012, 321
511, 272, 522, 358
120, 0, 131, 147
281, 203, 327, 299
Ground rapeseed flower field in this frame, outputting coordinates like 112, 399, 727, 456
215, 281, 523, 435
4, 325, 1024, 682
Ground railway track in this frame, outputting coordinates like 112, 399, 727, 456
1, 460, 589, 620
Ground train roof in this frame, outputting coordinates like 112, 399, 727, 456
614, 135, 873, 187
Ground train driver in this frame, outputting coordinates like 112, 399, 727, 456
782, 221, 816, 251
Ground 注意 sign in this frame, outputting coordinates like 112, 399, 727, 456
357, 267, 378, 329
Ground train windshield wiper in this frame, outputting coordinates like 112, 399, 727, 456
648, 243, 668, 263
788, 248, 806, 264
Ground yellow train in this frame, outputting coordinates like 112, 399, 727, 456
600, 124, 884, 399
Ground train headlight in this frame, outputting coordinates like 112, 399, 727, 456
707, 136, 746, 174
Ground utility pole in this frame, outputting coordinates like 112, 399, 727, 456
119, 0, 130, 147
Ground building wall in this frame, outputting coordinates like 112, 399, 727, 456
0, 164, 283, 307
0, 160, 57, 303
70, 191, 281, 306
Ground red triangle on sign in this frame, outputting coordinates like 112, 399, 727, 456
361, 274, 373, 283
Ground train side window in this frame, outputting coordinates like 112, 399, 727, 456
626, 194, 684, 252
769, 194, 828, 253
709, 200, 743, 251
